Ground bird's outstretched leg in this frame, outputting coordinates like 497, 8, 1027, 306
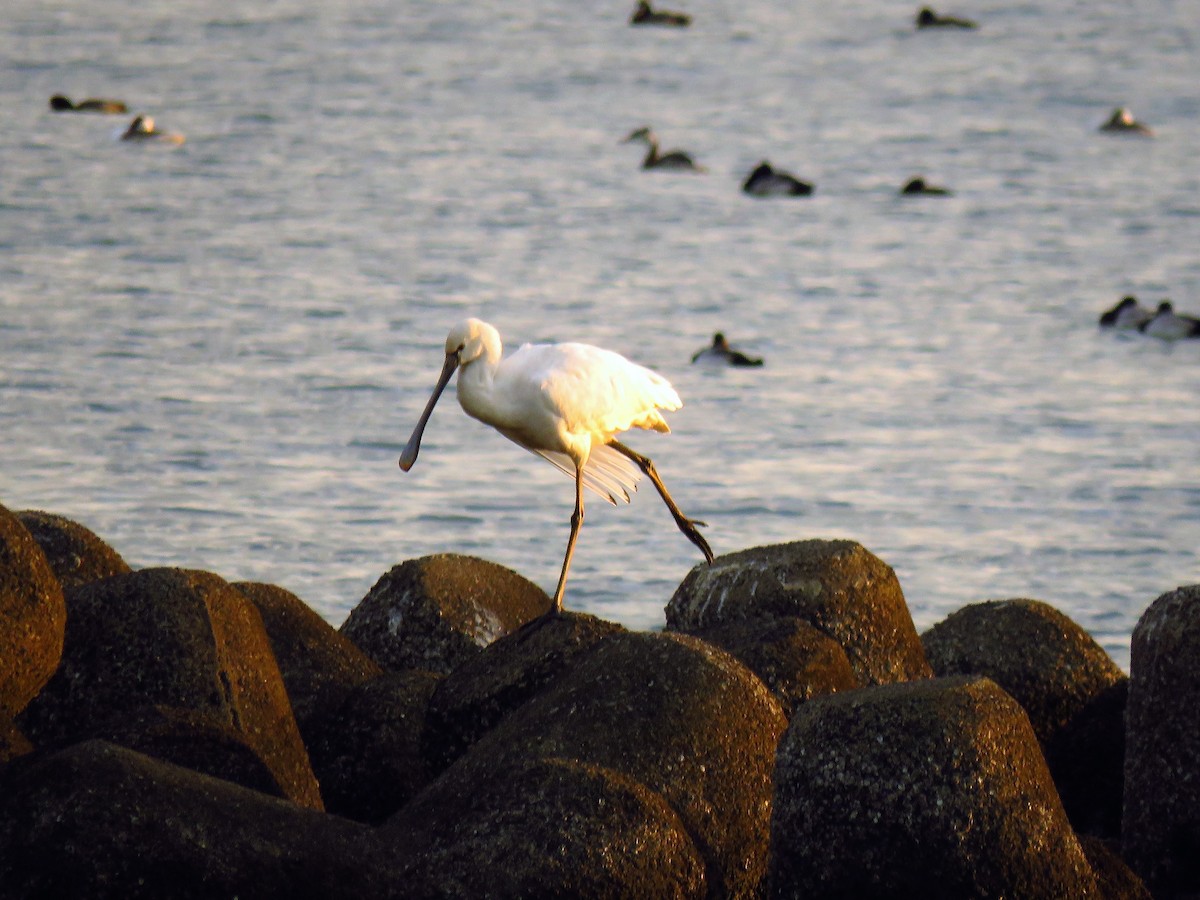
546, 463, 585, 617
608, 439, 714, 563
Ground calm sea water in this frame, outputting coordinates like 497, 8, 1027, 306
4, 0, 1200, 670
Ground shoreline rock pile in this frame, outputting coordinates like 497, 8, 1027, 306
0, 499, 1192, 898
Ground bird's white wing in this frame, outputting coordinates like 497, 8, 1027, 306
499, 341, 680, 503
527, 342, 681, 436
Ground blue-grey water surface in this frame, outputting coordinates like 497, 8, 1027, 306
5, 0, 1200, 669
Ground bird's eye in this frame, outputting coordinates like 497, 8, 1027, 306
456, 343, 466, 353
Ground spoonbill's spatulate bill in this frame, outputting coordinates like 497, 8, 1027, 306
399, 318, 713, 616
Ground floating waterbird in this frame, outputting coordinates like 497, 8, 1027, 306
741, 161, 813, 197
399, 319, 713, 616
49, 94, 127, 114
1098, 107, 1153, 136
120, 115, 185, 145
915, 6, 978, 28
1098, 296, 1152, 330
622, 127, 705, 172
630, 0, 691, 26
899, 176, 952, 196
1138, 302, 1200, 340
691, 333, 764, 367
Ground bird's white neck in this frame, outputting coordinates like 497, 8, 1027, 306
455, 340, 513, 429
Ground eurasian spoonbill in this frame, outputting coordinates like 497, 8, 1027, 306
399, 318, 713, 617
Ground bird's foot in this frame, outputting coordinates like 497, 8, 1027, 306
515, 603, 561, 639
677, 517, 715, 564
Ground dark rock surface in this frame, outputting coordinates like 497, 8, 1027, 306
1045, 678, 1127, 839
0, 718, 32, 765
235, 580, 383, 733
667, 539, 932, 685
678, 615, 860, 718
0, 501, 1170, 897
18, 567, 323, 810
0, 503, 66, 721
0, 740, 397, 900
922, 598, 1128, 838
922, 598, 1126, 743
388, 630, 787, 898
1123, 584, 1200, 897
1079, 837, 1152, 900
16, 508, 131, 591
388, 755, 706, 898
423, 610, 626, 773
305, 670, 441, 824
768, 676, 1099, 899
89, 706, 294, 799
339, 554, 552, 674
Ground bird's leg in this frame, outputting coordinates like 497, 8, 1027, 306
548, 464, 586, 616
607, 439, 714, 563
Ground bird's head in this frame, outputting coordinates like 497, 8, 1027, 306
622, 127, 654, 146
400, 319, 500, 471
445, 318, 496, 367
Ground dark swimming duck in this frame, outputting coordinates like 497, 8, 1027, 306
691, 333, 764, 367
900, 176, 952, 196
1098, 107, 1153, 136
630, 1, 691, 26
742, 161, 813, 197
915, 6, 978, 28
49, 94, 127, 114
1099, 296, 1152, 330
1139, 301, 1200, 340
622, 127, 704, 172
120, 115, 186, 145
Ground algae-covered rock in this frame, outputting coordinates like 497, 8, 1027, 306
668, 539, 931, 685
768, 676, 1099, 899
340, 554, 551, 675
18, 567, 322, 810
0, 504, 66, 720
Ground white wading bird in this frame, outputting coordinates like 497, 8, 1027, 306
399, 318, 714, 617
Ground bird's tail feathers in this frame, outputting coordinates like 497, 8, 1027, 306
534, 445, 642, 505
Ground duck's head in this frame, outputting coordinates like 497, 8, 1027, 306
124, 115, 154, 135
49, 95, 73, 111
622, 127, 655, 146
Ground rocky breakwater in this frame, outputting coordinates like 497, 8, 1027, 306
0, 499, 1191, 897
